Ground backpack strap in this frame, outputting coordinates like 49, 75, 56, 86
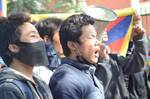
0, 78, 34, 99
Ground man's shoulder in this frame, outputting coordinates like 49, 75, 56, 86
52, 63, 83, 78
50, 64, 84, 94
51, 63, 96, 89
50, 64, 85, 86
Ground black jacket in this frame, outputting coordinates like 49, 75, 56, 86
0, 67, 53, 99
95, 36, 147, 99
49, 58, 104, 99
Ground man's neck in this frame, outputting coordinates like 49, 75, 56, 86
10, 58, 35, 83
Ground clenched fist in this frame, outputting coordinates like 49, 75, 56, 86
132, 12, 146, 40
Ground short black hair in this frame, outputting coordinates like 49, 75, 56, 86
0, 12, 30, 65
59, 14, 95, 56
35, 17, 62, 42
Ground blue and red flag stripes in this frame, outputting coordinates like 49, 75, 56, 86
105, 8, 135, 56
146, 49, 150, 66
148, 49, 150, 56
106, 15, 132, 54
0, 0, 6, 16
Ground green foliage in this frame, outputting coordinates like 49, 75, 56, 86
7, 0, 50, 14
7, 0, 84, 14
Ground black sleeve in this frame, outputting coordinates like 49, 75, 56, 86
0, 82, 24, 99
119, 36, 147, 74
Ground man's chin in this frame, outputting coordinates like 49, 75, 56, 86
89, 59, 98, 64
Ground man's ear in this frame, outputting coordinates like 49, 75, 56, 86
43, 35, 49, 42
8, 44, 19, 53
67, 41, 77, 51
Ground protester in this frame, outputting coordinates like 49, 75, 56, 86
33, 18, 63, 85
35, 17, 63, 70
50, 14, 104, 99
0, 13, 53, 99
95, 13, 147, 99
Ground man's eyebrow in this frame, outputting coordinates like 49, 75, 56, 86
27, 31, 39, 34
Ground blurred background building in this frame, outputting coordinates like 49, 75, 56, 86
0, 0, 150, 35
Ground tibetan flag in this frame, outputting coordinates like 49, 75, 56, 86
146, 36, 150, 66
0, 0, 6, 16
146, 49, 150, 66
105, 8, 135, 56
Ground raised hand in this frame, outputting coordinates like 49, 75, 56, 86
132, 12, 146, 39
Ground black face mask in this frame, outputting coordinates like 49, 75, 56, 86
12, 41, 49, 67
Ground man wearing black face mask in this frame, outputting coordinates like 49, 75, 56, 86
12, 41, 49, 66
0, 13, 53, 99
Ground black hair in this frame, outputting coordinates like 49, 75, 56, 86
59, 14, 95, 56
0, 12, 31, 65
35, 17, 62, 42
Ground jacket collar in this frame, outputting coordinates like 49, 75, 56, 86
61, 57, 91, 70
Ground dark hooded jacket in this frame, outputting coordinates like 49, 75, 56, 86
0, 67, 53, 99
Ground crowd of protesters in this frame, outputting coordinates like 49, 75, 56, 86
0, 6, 149, 99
